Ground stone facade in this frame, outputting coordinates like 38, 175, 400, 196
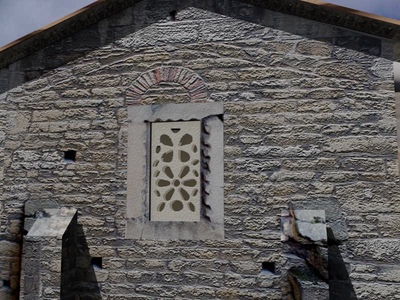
0, 0, 399, 299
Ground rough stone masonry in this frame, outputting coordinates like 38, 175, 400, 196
0, 0, 400, 299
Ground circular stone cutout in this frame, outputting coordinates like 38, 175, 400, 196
171, 200, 183, 211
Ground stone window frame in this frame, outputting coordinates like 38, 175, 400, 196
126, 102, 224, 240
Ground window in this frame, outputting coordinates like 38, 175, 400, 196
126, 102, 224, 240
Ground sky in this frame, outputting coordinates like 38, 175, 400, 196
0, 0, 400, 48
328, 0, 400, 20
0, 0, 96, 47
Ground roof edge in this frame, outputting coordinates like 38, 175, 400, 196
241, 0, 400, 40
0, 0, 141, 69
0, 0, 105, 53
2, 0, 400, 69
306, 0, 400, 27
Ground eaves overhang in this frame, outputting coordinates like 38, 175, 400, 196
242, 0, 400, 40
1, 0, 400, 69
242, 0, 400, 62
0, 0, 142, 69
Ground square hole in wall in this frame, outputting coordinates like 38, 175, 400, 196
262, 262, 276, 274
91, 257, 102, 269
169, 10, 177, 21
64, 150, 76, 162
2, 279, 10, 289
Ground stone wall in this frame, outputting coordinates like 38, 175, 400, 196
0, 0, 399, 299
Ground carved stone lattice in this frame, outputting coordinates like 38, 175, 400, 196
150, 121, 201, 221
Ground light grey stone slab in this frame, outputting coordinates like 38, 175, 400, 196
204, 115, 224, 226
281, 210, 327, 243
128, 102, 223, 123
295, 210, 326, 242
27, 208, 77, 238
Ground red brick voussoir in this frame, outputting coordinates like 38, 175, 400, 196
126, 66, 208, 105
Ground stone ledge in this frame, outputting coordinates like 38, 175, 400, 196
27, 208, 77, 238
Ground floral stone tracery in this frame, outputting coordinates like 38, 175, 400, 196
150, 121, 201, 222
